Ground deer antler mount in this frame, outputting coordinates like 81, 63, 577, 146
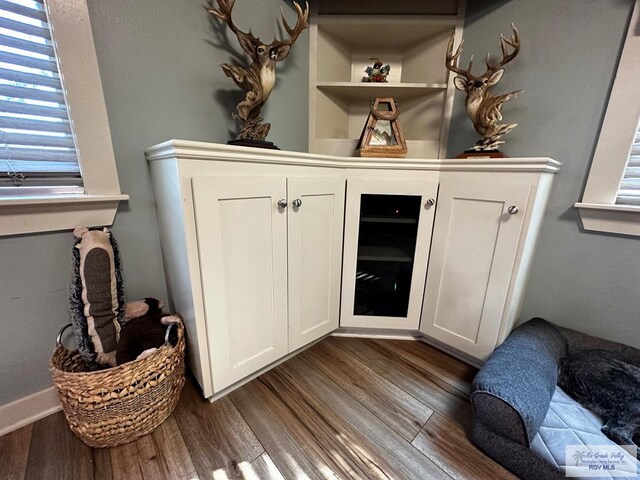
446, 24, 522, 152
208, 0, 309, 145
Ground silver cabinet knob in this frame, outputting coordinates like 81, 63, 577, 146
508, 205, 519, 215
425, 198, 435, 207
292, 198, 302, 208
277, 199, 288, 208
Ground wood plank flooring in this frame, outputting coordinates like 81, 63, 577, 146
0, 337, 517, 480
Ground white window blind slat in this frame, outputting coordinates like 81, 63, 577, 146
0, 32, 53, 56
0, 67, 61, 89
0, 0, 46, 22
0, 98, 68, 118
0, 83, 64, 103
1, 146, 76, 162
0, 17, 50, 41
0, 0, 82, 192
616, 124, 640, 205
2, 131, 75, 148
3, 115, 70, 133
0, 50, 58, 73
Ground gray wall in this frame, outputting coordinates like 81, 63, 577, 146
3, 0, 639, 408
448, 0, 640, 347
0, 0, 308, 406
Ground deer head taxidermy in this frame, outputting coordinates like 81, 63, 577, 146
208, 0, 309, 145
446, 24, 522, 152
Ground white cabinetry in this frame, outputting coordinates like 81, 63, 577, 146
192, 176, 344, 391
287, 177, 345, 351
419, 180, 532, 360
147, 141, 559, 399
341, 176, 438, 330
191, 177, 289, 391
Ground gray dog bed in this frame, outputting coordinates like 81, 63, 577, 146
471, 318, 640, 480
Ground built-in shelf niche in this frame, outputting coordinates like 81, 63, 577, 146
316, 21, 454, 84
315, 87, 445, 158
309, 11, 464, 158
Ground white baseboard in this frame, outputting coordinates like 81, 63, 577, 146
333, 327, 483, 368
207, 334, 329, 403
0, 386, 61, 437
331, 327, 422, 340
417, 335, 484, 369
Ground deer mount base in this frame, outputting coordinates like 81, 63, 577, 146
228, 139, 280, 150
456, 150, 508, 159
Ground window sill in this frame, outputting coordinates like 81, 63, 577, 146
574, 202, 640, 237
0, 193, 129, 237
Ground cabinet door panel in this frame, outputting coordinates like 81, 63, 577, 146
420, 181, 531, 360
341, 178, 438, 330
191, 177, 288, 392
288, 177, 345, 351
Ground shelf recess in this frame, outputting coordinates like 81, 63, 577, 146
360, 216, 418, 224
317, 82, 447, 102
357, 245, 413, 263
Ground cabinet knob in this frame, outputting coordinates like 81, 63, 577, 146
425, 198, 435, 207
292, 198, 302, 208
508, 205, 519, 215
277, 199, 288, 209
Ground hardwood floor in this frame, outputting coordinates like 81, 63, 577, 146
0, 337, 517, 480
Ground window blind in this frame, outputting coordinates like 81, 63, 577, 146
617, 123, 640, 205
0, 0, 82, 193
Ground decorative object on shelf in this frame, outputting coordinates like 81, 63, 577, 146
208, 0, 309, 149
445, 23, 522, 156
364, 56, 390, 83
356, 97, 407, 158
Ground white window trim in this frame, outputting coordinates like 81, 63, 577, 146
0, 0, 128, 237
574, 1, 640, 237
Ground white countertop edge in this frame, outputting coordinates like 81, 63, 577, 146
145, 140, 561, 173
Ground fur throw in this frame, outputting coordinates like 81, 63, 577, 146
115, 314, 180, 365
124, 297, 164, 322
558, 349, 640, 453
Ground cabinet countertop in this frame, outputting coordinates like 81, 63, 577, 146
145, 140, 561, 173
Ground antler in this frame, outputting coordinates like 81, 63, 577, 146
208, 0, 262, 59
486, 23, 520, 71
277, 1, 309, 47
445, 33, 476, 79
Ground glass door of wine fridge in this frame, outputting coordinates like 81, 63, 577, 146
341, 177, 439, 330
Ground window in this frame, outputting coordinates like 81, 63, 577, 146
617, 124, 640, 206
0, 0, 127, 236
575, 2, 640, 237
0, 0, 82, 195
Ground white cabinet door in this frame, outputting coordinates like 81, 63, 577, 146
420, 180, 531, 360
341, 178, 438, 330
287, 177, 345, 351
191, 176, 288, 392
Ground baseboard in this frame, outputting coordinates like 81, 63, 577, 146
417, 335, 484, 369
332, 327, 483, 368
331, 327, 422, 340
0, 386, 61, 437
207, 334, 330, 403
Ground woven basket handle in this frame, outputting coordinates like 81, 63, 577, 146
164, 321, 183, 346
56, 323, 73, 347
57, 321, 181, 347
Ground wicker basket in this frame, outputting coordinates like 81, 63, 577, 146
50, 321, 186, 448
